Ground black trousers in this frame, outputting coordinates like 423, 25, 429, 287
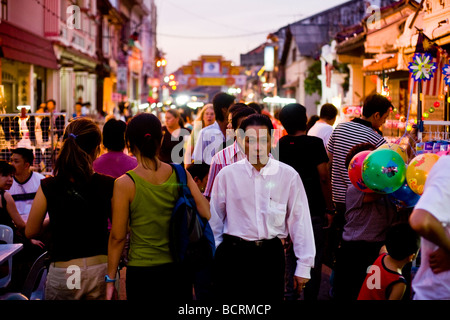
323, 202, 346, 269
126, 263, 193, 301
212, 235, 285, 301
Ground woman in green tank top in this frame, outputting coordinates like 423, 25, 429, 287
106, 113, 210, 301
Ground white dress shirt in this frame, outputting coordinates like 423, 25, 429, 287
209, 156, 316, 279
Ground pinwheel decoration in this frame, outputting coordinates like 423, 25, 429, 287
444, 64, 450, 86
408, 53, 437, 81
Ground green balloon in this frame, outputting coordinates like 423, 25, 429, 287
362, 149, 406, 194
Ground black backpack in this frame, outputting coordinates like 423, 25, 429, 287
169, 164, 215, 270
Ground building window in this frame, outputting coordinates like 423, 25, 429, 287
1, 0, 7, 21
292, 48, 296, 63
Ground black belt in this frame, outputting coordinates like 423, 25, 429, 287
223, 234, 279, 248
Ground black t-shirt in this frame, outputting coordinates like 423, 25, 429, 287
0, 190, 15, 232
276, 135, 329, 217
41, 173, 114, 262
159, 126, 191, 164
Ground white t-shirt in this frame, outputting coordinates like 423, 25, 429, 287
192, 121, 225, 165
412, 155, 450, 300
9, 171, 45, 215
307, 121, 334, 148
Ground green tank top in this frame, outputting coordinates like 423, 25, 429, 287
126, 169, 179, 267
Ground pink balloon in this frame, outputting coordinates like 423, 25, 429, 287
348, 150, 375, 193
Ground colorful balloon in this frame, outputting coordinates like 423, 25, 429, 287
389, 178, 421, 208
377, 143, 408, 163
362, 149, 406, 194
348, 150, 374, 193
406, 153, 440, 195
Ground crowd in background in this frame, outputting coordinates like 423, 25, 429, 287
0, 91, 449, 301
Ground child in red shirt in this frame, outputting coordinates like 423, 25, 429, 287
358, 223, 420, 300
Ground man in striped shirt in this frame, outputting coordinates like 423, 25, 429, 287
325, 93, 389, 268
203, 105, 256, 199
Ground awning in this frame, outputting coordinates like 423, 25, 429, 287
362, 53, 398, 76
0, 21, 58, 69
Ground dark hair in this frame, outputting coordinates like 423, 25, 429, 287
186, 162, 210, 181
126, 113, 163, 170
102, 119, 127, 151
362, 93, 393, 118
279, 103, 307, 134
0, 160, 15, 176
54, 118, 101, 183
306, 115, 320, 133
345, 142, 376, 169
228, 103, 248, 115
11, 148, 34, 165
239, 113, 274, 132
212, 92, 235, 122
385, 222, 420, 260
231, 106, 256, 130
166, 108, 184, 128
179, 105, 193, 122
320, 103, 338, 120
247, 102, 262, 114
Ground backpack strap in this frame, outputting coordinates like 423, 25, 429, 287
170, 163, 190, 196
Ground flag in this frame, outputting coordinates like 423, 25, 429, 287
408, 32, 444, 96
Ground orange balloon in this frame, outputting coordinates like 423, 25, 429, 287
406, 153, 440, 195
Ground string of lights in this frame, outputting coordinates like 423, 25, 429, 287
31, 0, 280, 43
164, 0, 255, 33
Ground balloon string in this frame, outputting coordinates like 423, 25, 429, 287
393, 81, 417, 161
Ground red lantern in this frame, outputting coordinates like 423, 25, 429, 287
434, 101, 440, 108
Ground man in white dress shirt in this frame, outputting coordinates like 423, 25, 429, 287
209, 114, 316, 300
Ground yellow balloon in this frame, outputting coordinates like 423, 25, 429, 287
378, 143, 408, 163
406, 153, 440, 195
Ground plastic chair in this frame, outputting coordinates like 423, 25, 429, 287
21, 251, 49, 300
0, 224, 14, 288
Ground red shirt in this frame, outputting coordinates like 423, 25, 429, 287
358, 253, 407, 300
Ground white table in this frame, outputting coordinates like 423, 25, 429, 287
0, 243, 24, 264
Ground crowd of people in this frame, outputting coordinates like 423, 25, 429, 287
0, 91, 449, 301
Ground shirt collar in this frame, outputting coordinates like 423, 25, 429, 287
352, 117, 383, 136
351, 117, 372, 129
233, 140, 245, 156
243, 156, 275, 180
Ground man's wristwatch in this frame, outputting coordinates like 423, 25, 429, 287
325, 208, 337, 215
105, 275, 116, 283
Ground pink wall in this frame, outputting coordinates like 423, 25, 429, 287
7, 0, 45, 37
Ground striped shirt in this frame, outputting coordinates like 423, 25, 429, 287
10, 171, 45, 215
326, 118, 386, 203
204, 140, 245, 198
